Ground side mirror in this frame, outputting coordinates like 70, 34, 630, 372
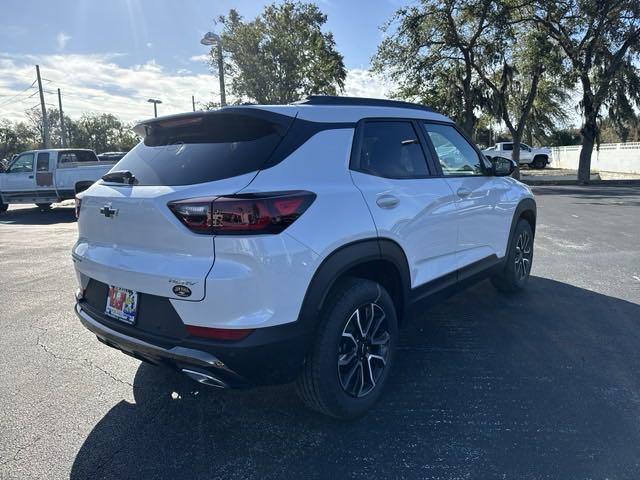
491, 156, 516, 176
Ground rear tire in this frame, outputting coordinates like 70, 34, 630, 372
36, 203, 52, 210
491, 219, 534, 292
296, 277, 398, 420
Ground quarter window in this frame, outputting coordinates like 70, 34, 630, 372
37, 152, 50, 171
8, 153, 34, 173
422, 123, 484, 176
357, 121, 429, 178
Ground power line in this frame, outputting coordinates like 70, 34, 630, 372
0, 80, 36, 108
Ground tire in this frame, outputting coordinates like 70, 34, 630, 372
532, 156, 547, 169
491, 219, 534, 292
0, 202, 7, 214
36, 203, 52, 210
296, 277, 398, 420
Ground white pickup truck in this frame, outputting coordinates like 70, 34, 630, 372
482, 142, 551, 169
0, 149, 118, 213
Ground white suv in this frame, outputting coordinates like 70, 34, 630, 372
73, 96, 535, 419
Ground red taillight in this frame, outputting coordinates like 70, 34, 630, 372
168, 191, 315, 235
75, 196, 82, 218
186, 325, 254, 341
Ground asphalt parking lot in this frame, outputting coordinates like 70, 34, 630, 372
1, 185, 640, 479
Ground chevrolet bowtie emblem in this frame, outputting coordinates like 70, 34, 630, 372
99, 204, 118, 218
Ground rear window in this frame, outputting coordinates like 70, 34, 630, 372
108, 111, 292, 186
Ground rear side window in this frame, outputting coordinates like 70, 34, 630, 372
356, 121, 429, 179
502, 143, 513, 151
110, 111, 293, 186
58, 150, 99, 166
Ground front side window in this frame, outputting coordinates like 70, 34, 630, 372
357, 121, 429, 179
422, 123, 485, 176
8, 153, 34, 173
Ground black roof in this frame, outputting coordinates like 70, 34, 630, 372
294, 95, 436, 113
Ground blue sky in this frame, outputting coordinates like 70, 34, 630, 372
0, 0, 399, 122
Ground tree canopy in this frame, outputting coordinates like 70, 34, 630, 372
216, 1, 346, 104
0, 110, 139, 161
525, 0, 640, 182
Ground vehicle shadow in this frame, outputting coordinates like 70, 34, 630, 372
70, 276, 640, 479
0, 205, 76, 225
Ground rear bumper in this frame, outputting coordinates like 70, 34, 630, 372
75, 300, 312, 388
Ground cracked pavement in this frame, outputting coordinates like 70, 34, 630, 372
1, 186, 640, 479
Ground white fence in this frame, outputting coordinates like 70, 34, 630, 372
551, 142, 640, 174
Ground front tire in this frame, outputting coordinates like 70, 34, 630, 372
296, 277, 398, 420
532, 156, 547, 169
0, 201, 7, 214
491, 219, 534, 292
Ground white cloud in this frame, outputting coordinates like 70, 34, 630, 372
0, 53, 391, 126
56, 32, 71, 51
343, 69, 391, 99
0, 53, 218, 124
146, 42, 153, 48
189, 54, 210, 63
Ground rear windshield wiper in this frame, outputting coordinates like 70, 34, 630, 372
102, 170, 137, 185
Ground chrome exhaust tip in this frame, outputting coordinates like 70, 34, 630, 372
182, 368, 228, 388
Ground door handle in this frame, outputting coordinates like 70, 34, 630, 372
456, 187, 471, 198
376, 194, 400, 209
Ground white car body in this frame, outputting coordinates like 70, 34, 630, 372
482, 142, 551, 168
72, 97, 536, 410
0, 149, 117, 207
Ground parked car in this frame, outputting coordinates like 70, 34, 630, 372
482, 142, 551, 169
97, 151, 127, 163
0, 148, 118, 213
72, 96, 536, 419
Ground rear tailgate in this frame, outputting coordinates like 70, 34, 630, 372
73, 176, 254, 301
72, 108, 295, 303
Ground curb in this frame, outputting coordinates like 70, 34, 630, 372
523, 179, 640, 187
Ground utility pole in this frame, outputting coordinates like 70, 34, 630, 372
192, 95, 196, 112
58, 88, 67, 147
35, 65, 50, 148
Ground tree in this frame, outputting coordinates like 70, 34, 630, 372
522, 78, 571, 145
0, 120, 38, 160
372, 0, 491, 137
74, 113, 139, 153
216, 1, 346, 104
527, 0, 640, 183
470, 17, 563, 172
25, 108, 76, 149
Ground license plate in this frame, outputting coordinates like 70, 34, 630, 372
105, 285, 138, 324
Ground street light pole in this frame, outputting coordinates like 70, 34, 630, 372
147, 98, 162, 118
200, 32, 227, 107
215, 42, 226, 107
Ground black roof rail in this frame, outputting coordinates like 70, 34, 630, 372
293, 95, 437, 113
